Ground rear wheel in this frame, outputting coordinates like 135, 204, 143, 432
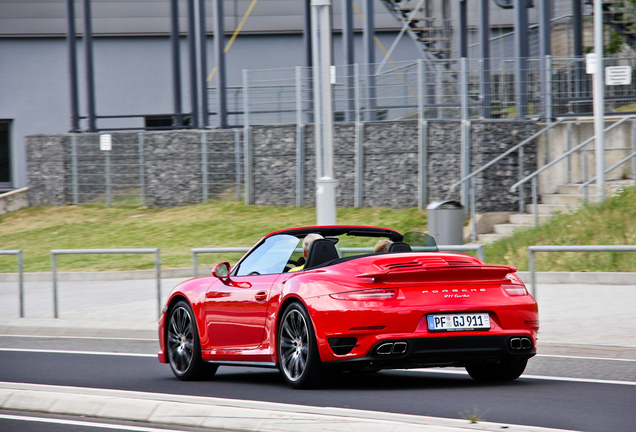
277, 302, 324, 389
465, 358, 528, 382
166, 300, 218, 380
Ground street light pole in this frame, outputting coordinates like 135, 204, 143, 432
593, 0, 605, 201
312, 0, 336, 225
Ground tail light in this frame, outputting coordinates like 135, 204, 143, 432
330, 288, 398, 300
502, 284, 528, 296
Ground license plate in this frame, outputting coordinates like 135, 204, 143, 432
427, 313, 490, 332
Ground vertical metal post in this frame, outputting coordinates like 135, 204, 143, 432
193, 251, 199, 277
296, 66, 306, 207
470, 181, 477, 242
170, 0, 183, 127
514, 0, 529, 119
458, 0, 468, 58
139, 133, 146, 206
198, 0, 209, 128
343, 0, 355, 122
417, 59, 428, 209
593, 0, 605, 202
312, 0, 336, 225
52, 252, 59, 318
201, 131, 208, 202
82, 0, 97, 132
155, 249, 162, 317
566, 121, 572, 183
632, 120, 636, 185
105, 151, 112, 207
532, 177, 539, 226
538, 0, 552, 121
243, 69, 253, 204
354, 63, 363, 207
528, 247, 536, 299
235, 129, 242, 200
518, 146, 525, 213
18, 251, 24, 318
479, 0, 491, 119
573, 0, 585, 112
213, 0, 227, 128
460, 57, 470, 210
363, 0, 376, 121
66, 0, 80, 132
187, 0, 200, 129
71, 135, 78, 204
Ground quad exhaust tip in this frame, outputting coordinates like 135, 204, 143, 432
376, 341, 408, 355
509, 337, 533, 350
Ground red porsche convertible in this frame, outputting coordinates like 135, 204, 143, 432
158, 226, 539, 388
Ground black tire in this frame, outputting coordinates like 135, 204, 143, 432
277, 302, 324, 389
166, 300, 218, 380
465, 358, 528, 382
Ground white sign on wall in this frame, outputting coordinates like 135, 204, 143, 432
585, 53, 597, 74
99, 134, 112, 151
605, 66, 632, 86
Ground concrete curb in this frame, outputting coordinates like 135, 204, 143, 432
1, 269, 635, 284
0, 382, 573, 432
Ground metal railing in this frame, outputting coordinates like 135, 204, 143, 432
511, 115, 636, 225
1, 250, 24, 318
527, 245, 636, 300
450, 118, 570, 241
50, 249, 161, 318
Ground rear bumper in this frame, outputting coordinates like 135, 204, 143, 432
323, 334, 535, 370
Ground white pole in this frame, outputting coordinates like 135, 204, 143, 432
312, 0, 337, 225
593, 0, 605, 201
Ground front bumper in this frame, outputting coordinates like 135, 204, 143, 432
323, 334, 536, 371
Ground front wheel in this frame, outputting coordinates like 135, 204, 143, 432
277, 302, 324, 389
465, 358, 528, 382
166, 300, 218, 380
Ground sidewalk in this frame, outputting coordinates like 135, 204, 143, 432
0, 271, 635, 432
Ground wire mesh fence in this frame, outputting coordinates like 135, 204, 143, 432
233, 56, 636, 126
67, 132, 244, 206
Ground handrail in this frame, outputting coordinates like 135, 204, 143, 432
579, 150, 636, 193
450, 118, 566, 193
511, 115, 636, 192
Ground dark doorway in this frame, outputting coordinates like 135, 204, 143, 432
0, 120, 11, 188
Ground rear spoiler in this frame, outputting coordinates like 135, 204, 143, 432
357, 264, 517, 283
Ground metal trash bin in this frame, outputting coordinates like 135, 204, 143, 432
426, 200, 465, 245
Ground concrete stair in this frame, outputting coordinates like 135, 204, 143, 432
474, 181, 630, 244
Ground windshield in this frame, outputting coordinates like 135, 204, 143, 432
403, 231, 438, 252
232, 234, 300, 276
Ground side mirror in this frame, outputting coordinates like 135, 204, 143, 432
212, 262, 231, 279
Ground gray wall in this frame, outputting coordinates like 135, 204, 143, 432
27, 119, 537, 212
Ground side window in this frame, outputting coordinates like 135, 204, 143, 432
233, 234, 300, 276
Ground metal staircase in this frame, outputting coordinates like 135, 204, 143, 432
379, 0, 453, 63
601, 0, 636, 48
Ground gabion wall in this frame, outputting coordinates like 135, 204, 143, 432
26, 120, 536, 212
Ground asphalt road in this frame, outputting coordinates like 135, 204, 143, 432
1, 336, 635, 432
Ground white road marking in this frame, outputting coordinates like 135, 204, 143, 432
0, 348, 155, 357
537, 353, 636, 362
0, 413, 190, 431
411, 368, 636, 385
0, 334, 156, 341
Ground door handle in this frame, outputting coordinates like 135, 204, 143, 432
255, 291, 268, 302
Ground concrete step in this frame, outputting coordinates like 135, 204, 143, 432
493, 223, 533, 235
476, 233, 509, 244
557, 180, 633, 195
508, 213, 552, 225
524, 203, 571, 215
540, 194, 598, 206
